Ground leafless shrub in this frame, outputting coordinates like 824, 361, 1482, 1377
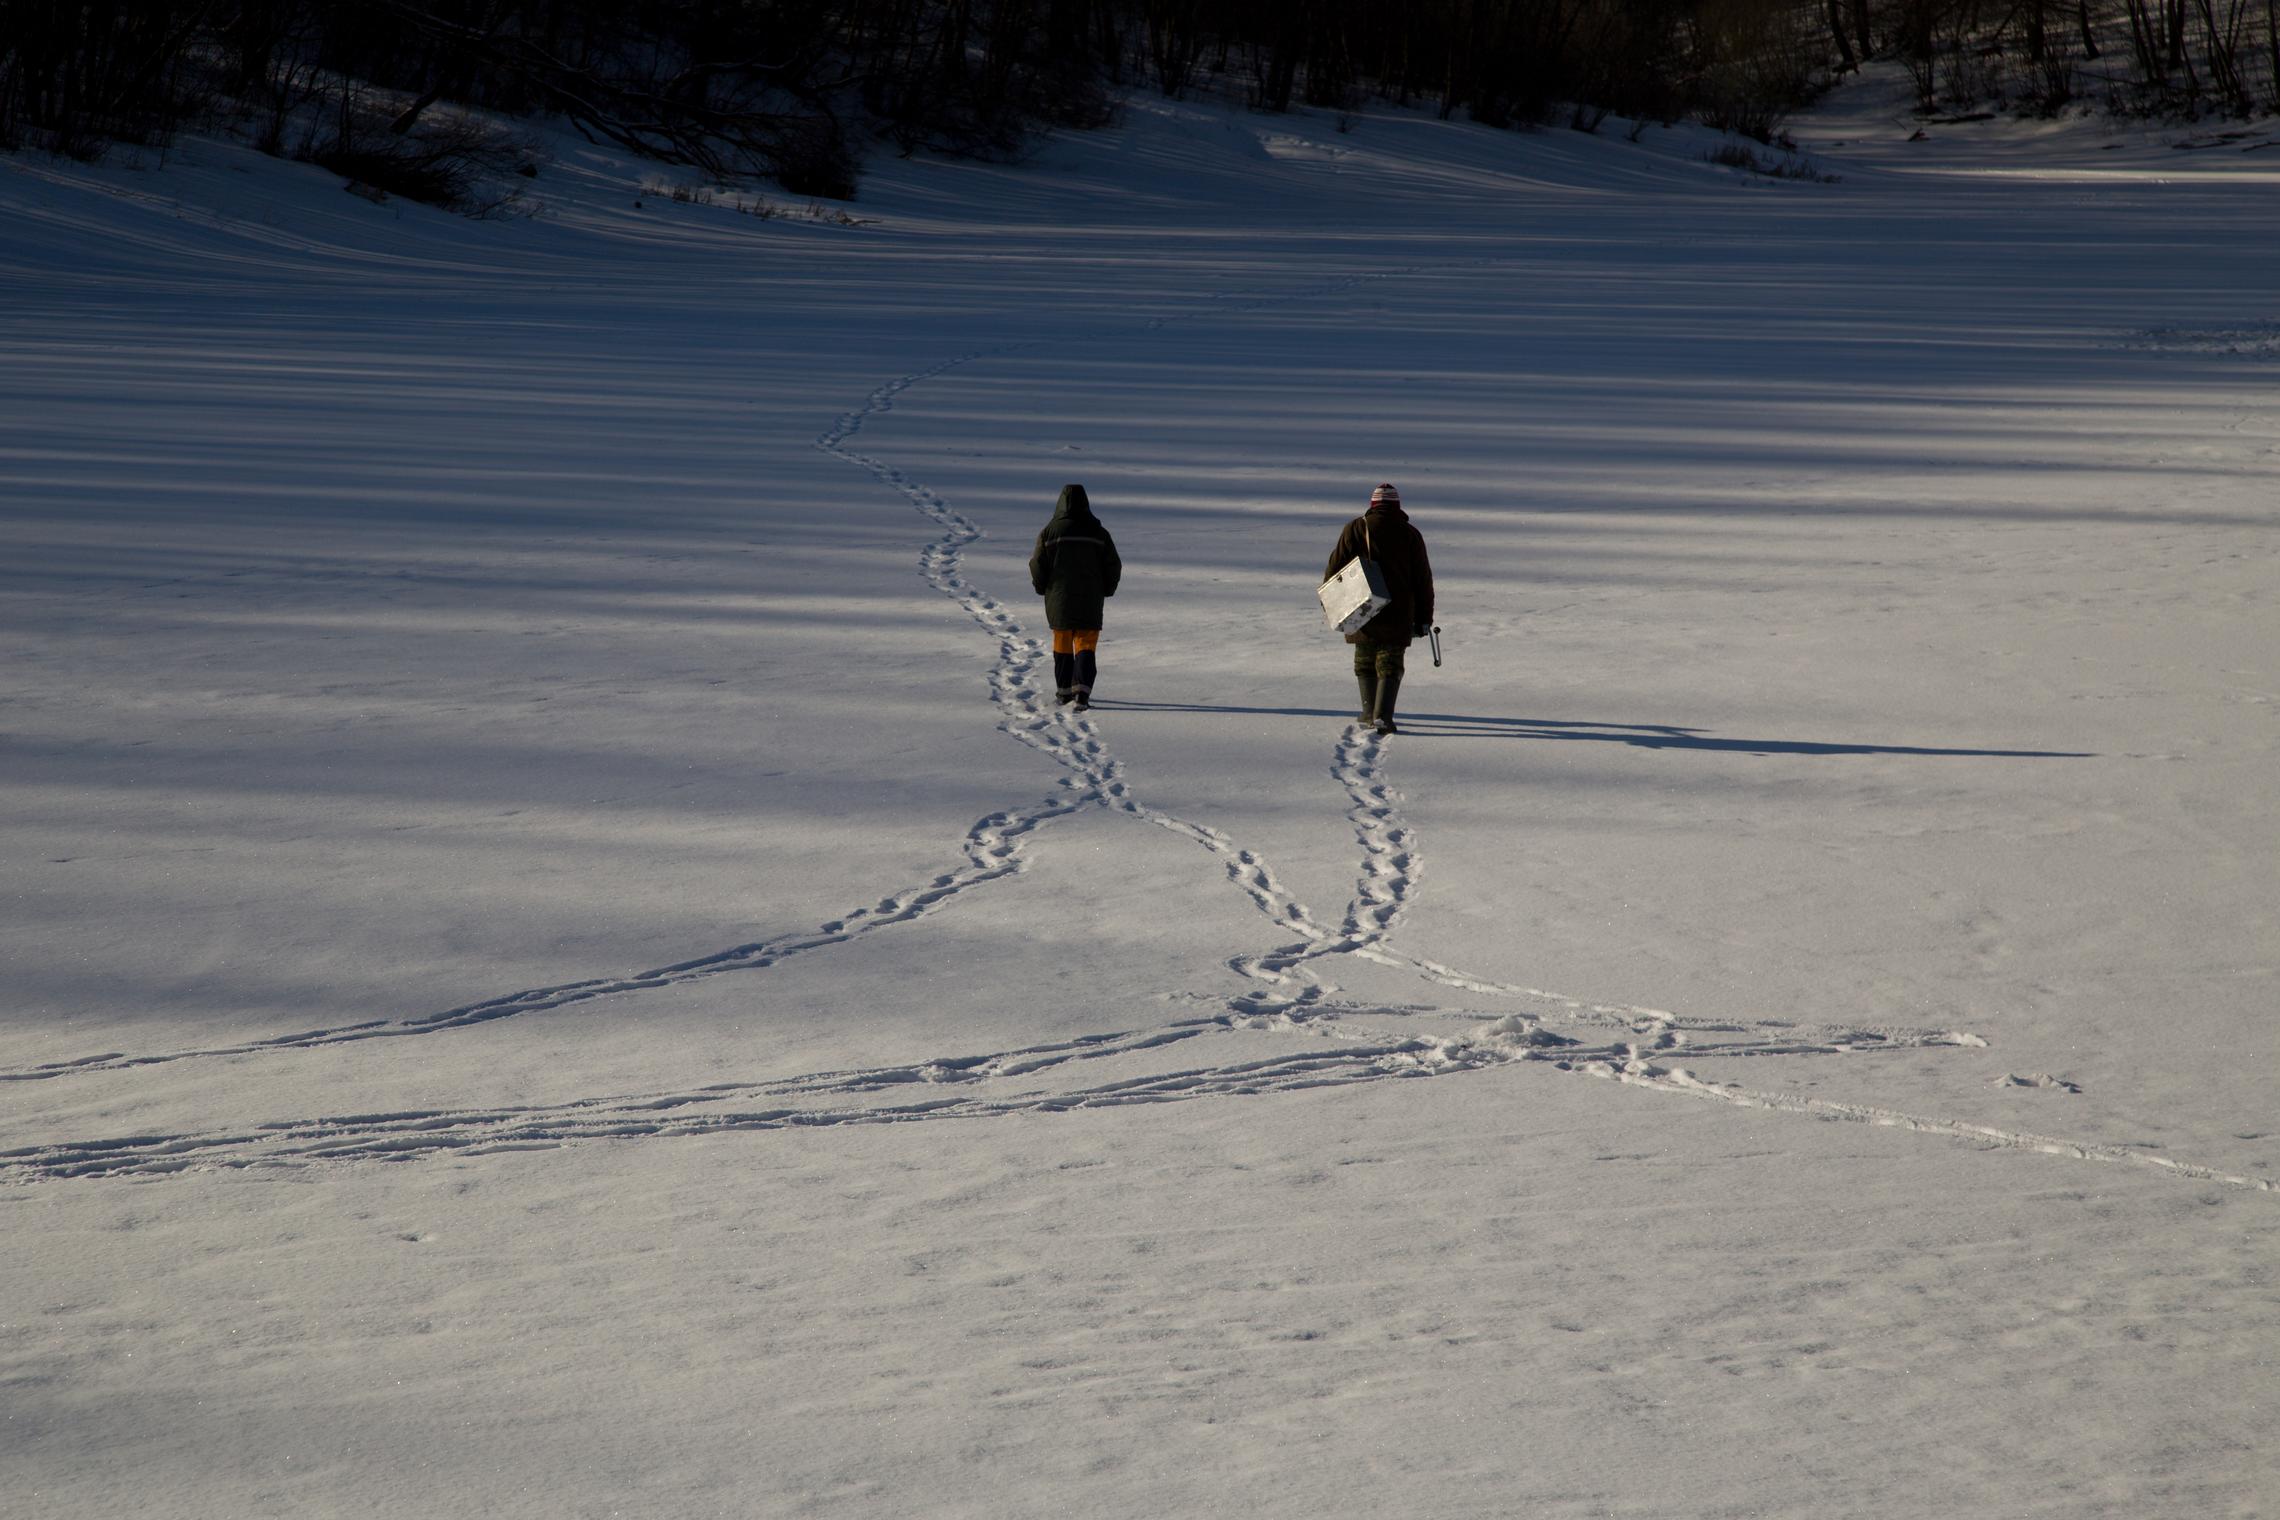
1705, 140, 1842, 180
305, 93, 534, 216
2027, 45, 2082, 111
641, 177, 876, 224
1690, 0, 1821, 142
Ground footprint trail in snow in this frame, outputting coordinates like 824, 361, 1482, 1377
5, 298, 2270, 1197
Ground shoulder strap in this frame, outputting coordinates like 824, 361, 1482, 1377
1363, 518, 1374, 561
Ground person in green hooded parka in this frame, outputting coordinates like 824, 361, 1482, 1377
1325, 482, 1434, 735
1028, 483, 1122, 709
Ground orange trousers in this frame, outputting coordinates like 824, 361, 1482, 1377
1051, 630, 1100, 654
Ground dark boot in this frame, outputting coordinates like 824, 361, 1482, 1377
1073, 649, 1097, 709
1356, 670, 1378, 723
1372, 671, 1402, 736
1052, 650, 1075, 704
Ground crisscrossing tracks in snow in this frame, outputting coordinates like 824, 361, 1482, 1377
4, 285, 2270, 1196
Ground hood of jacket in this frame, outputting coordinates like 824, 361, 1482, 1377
1051, 483, 1096, 523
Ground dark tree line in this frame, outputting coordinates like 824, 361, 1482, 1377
1873, 0, 2279, 114
3, 1, 2274, 206
0, 0, 1122, 194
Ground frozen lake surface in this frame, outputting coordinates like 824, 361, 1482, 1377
3, 68, 2276, 1518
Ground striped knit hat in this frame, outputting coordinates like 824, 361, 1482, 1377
1369, 483, 1400, 507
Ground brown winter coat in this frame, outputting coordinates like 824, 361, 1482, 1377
1324, 504, 1434, 646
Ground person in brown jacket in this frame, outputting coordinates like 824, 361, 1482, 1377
1324, 482, 1434, 735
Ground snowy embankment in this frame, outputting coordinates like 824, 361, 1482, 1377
3, 71, 2277, 1517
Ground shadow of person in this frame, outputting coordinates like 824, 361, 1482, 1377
1084, 700, 2092, 759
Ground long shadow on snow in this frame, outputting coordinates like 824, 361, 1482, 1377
1088, 701, 2092, 759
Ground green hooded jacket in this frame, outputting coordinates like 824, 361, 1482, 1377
1029, 484, 1122, 630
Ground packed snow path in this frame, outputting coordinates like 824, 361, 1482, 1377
5, 318, 2269, 1195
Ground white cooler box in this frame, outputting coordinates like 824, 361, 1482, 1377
1318, 556, 1391, 635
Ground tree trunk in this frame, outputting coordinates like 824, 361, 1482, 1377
2267, 0, 2279, 104
1827, 0, 1859, 69
2124, 0, 2160, 77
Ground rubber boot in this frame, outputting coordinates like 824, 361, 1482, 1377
1053, 650, 1075, 704
1073, 648, 1097, 709
1372, 671, 1402, 736
1356, 670, 1378, 723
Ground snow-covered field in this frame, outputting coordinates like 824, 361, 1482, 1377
4, 70, 2277, 1517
